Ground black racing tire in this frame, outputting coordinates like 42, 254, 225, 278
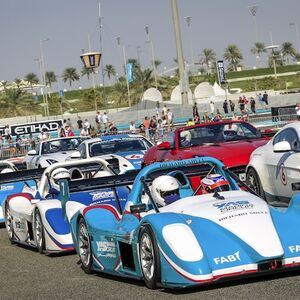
77, 218, 94, 274
246, 168, 265, 200
4, 203, 15, 244
34, 209, 46, 254
139, 225, 161, 289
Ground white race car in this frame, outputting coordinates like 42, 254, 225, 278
71, 134, 153, 172
1, 158, 123, 253
25, 136, 89, 169
246, 122, 300, 206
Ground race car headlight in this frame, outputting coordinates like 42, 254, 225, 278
162, 223, 203, 262
46, 159, 58, 165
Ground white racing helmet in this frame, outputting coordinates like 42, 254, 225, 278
180, 130, 192, 146
151, 175, 180, 207
1, 168, 14, 174
223, 124, 238, 138
50, 167, 71, 190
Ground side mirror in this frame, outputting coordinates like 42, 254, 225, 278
158, 141, 171, 150
27, 150, 37, 156
70, 151, 81, 159
130, 203, 146, 214
273, 141, 291, 153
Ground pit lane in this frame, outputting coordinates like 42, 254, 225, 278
1, 226, 300, 300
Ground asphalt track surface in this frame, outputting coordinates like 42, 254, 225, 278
1, 225, 300, 300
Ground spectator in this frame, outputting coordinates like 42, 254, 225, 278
162, 104, 167, 118
155, 101, 160, 117
258, 93, 264, 107
187, 118, 195, 126
295, 103, 300, 121
238, 97, 245, 112
203, 111, 211, 123
213, 109, 222, 122
129, 121, 136, 134
210, 101, 215, 115
38, 129, 48, 141
109, 122, 118, 134
167, 108, 174, 127
232, 112, 239, 121
77, 116, 83, 130
250, 97, 256, 113
80, 126, 89, 137
242, 95, 248, 112
242, 110, 249, 122
149, 116, 157, 142
192, 102, 199, 118
66, 126, 75, 137
16, 135, 22, 152
66, 118, 72, 127
194, 114, 200, 124
229, 100, 235, 112
58, 125, 66, 137
263, 91, 269, 106
83, 119, 91, 135
95, 111, 101, 131
143, 116, 150, 139
102, 112, 109, 130
223, 99, 229, 114
4, 125, 10, 140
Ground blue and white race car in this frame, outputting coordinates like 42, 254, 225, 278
0, 160, 36, 224
72, 134, 153, 172
61, 156, 300, 289
1, 158, 132, 253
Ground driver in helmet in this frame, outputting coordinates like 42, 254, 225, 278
201, 173, 229, 194
180, 130, 192, 147
151, 175, 180, 207
50, 167, 71, 190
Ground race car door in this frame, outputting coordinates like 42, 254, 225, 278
266, 127, 300, 202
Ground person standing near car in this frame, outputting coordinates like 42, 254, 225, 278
295, 103, 300, 120
223, 99, 229, 115
263, 91, 269, 106
229, 100, 235, 112
250, 97, 256, 113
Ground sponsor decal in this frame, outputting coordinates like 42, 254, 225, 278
214, 251, 241, 265
289, 245, 300, 253
0, 185, 14, 191
96, 238, 116, 258
280, 163, 287, 186
125, 154, 143, 160
10, 120, 63, 136
90, 190, 114, 201
218, 211, 268, 222
214, 200, 254, 213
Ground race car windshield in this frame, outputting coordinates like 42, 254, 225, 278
89, 139, 147, 157
41, 138, 83, 154
179, 122, 261, 147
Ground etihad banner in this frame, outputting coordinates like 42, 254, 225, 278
217, 60, 226, 85
126, 63, 134, 83
9, 119, 63, 136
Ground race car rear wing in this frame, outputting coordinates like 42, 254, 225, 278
0, 168, 46, 184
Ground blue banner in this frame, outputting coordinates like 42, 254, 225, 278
126, 63, 134, 83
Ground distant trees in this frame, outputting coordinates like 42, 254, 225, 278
45, 71, 57, 88
200, 48, 216, 73
281, 42, 296, 65
223, 45, 243, 71
251, 42, 266, 67
62, 68, 79, 87
25, 73, 39, 90
104, 64, 116, 80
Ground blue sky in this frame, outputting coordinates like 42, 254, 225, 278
0, 0, 299, 90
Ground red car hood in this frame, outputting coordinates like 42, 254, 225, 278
177, 139, 267, 167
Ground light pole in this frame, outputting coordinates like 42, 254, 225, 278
185, 16, 195, 71
171, 0, 189, 105
248, 4, 259, 67
116, 37, 131, 107
144, 26, 158, 89
289, 23, 300, 53
34, 58, 47, 116
39, 38, 50, 118
265, 45, 279, 78
98, 2, 107, 112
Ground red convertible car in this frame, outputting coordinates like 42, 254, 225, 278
143, 120, 269, 181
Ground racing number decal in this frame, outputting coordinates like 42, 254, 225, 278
280, 163, 287, 186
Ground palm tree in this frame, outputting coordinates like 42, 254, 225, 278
25, 73, 39, 91
45, 71, 57, 88
250, 42, 266, 67
62, 68, 79, 87
268, 50, 284, 67
81, 66, 95, 81
200, 48, 216, 73
224, 45, 243, 71
294, 53, 300, 63
154, 59, 162, 68
104, 64, 116, 80
281, 42, 296, 65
